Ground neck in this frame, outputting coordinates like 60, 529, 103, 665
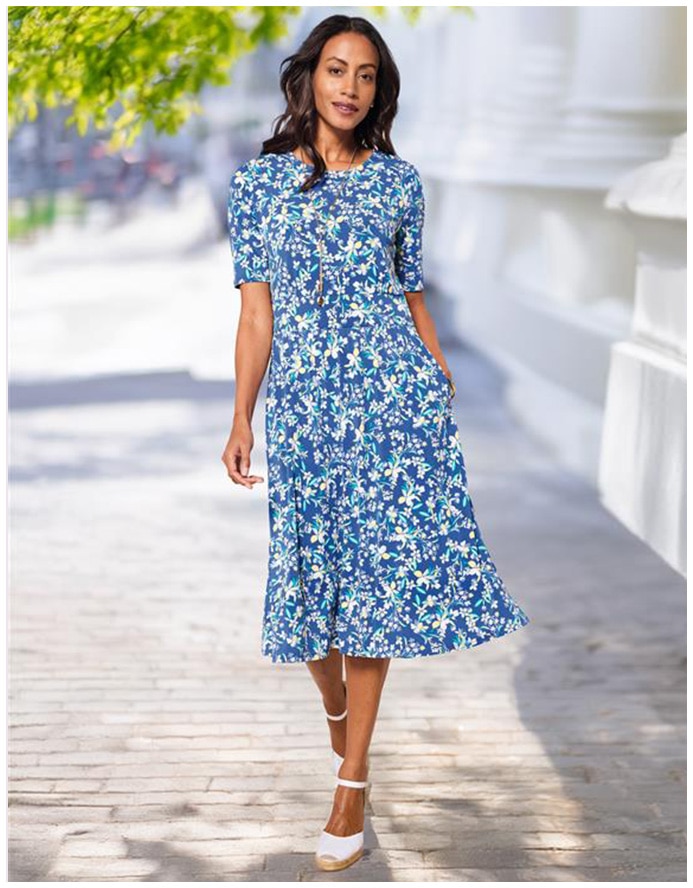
312, 136, 359, 164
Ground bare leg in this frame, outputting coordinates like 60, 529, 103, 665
306, 648, 347, 758
324, 654, 391, 837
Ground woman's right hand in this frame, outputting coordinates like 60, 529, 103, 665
221, 417, 265, 489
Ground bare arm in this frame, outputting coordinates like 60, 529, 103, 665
405, 290, 452, 380
233, 282, 273, 423
221, 281, 273, 489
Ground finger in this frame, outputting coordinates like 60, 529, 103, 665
239, 450, 251, 478
229, 467, 253, 488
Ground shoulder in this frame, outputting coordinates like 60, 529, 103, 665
378, 154, 424, 212
379, 152, 423, 195
228, 155, 283, 223
399, 158, 424, 193
229, 153, 283, 191
379, 152, 421, 178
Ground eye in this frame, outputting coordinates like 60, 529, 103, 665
329, 67, 342, 75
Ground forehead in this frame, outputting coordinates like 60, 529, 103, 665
319, 32, 378, 67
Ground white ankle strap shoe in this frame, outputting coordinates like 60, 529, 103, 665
315, 776, 368, 872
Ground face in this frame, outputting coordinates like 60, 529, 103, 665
311, 32, 378, 135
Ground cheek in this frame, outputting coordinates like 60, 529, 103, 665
317, 87, 335, 107
311, 74, 327, 100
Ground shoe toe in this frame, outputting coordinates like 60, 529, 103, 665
315, 833, 364, 872
317, 829, 364, 860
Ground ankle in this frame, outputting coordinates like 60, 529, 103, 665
338, 759, 369, 783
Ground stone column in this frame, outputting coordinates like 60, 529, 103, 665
599, 133, 686, 575
455, 6, 574, 180
548, 6, 687, 186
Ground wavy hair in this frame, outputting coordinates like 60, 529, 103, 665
261, 14, 400, 191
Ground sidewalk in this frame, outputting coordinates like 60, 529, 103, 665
9, 341, 685, 881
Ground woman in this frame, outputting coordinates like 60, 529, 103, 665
223, 14, 530, 873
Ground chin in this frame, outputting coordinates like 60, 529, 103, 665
331, 113, 362, 128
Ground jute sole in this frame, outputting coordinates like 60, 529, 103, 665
315, 847, 364, 872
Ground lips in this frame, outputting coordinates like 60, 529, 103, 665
333, 102, 358, 113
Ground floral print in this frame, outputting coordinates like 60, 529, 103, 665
227, 149, 530, 663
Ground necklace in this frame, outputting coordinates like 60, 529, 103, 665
304, 144, 359, 306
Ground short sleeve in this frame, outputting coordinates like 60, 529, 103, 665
227, 162, 271, 290
394, 164, 425, 292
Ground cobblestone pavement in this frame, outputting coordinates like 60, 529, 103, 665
9, 346, 685, 882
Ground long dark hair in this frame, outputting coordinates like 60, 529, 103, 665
261, 15, 400, 191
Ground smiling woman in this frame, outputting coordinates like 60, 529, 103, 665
221, 12, 530, 874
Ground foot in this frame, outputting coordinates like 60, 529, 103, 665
324, 682, 347, 760
323, 762, 367, 838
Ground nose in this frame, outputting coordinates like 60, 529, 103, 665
341, 78, 358, 98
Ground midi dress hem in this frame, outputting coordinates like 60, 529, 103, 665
262, 611, 530, 664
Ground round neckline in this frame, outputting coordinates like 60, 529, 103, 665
286, 148, 379, 174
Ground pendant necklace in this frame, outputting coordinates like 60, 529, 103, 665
305, 144, 359, 306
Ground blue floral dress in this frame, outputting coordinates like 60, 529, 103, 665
227, 148, 530, 663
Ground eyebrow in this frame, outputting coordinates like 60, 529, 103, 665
325, 56, 377, 70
